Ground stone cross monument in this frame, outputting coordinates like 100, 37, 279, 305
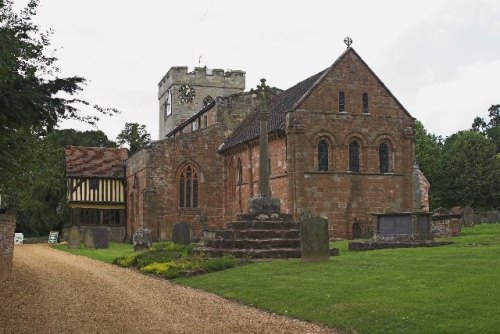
247, 79, 281, 215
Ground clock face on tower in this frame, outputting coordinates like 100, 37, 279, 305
178, 84, 196, 103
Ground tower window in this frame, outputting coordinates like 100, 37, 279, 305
339, 91, 345, 112
164, 89, 172, 119
379, 143, 389, 173
237, 158, 243, 185
318, 140, 329, 171
363, 93, 369, 113
349, 140, 360, 172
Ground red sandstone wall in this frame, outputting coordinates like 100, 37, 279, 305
0, 209, 16, 281
286, 51, 415, 238
224, 137, 289, 222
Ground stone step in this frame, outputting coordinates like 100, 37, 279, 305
216, 229, 300, 240
227, 220, 299, 230
206, 238, 300, 249
196, 247, 301, 259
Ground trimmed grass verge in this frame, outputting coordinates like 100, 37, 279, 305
51, 242, 134, 264
176, 224, 500, 334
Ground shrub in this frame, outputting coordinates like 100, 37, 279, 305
113, 253, 138, 267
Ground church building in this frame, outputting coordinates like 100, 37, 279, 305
126, 47, 429, 240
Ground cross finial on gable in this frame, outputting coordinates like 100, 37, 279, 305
344, 36, 353, 48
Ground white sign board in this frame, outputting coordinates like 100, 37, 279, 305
14, 233, 24, 244
48, 231, 59, 244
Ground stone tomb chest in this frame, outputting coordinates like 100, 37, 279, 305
372, 212, 432, 240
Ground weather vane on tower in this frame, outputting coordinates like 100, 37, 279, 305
344, 36, 353, 48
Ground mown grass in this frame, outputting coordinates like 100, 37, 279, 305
176, 224, 500, 334
51, 242, 134, 263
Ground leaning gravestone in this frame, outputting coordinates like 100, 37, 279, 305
67, 226, 81, 249
463, 206, 474, 227
133, 228, 152, 251
84, 227, 95, 248
172, 222, 191, 245
300, 216, 330, 262
93, 227, 109, 249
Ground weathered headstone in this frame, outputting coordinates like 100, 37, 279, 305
172, 222, 191, 245
487, 210, 499, 224
84, 228, 95, 248
159, 222, 171, 241
93, 227, 109, 249
300, 216, 330, 262
133, 227, 152, 251
473, 214, 481, 226
463, 206, 474, 227
67, 226, 81, 249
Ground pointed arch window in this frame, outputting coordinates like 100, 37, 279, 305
379, 143, 389, 173
339, 91, 345, 112
349, 140, 360, 172
362, 93, 369, 113
318, 140, 329, 171
179, 165, 199, 208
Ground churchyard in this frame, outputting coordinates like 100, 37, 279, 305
51, 223, 500, 334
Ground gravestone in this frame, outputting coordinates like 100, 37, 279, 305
473, 214, 481, 225
378, 215, 412, 236
172, 222, 191, 245
93, 227, 109, 249
300, 216, 329, 262
84, 228, 95, 248
463, 206, 474, 227
159, 222, 171, 241
67, 226, 81, 249
487, 210, 499, 224
133, 228, 152, 251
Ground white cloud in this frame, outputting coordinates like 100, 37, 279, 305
409, 58, 500, 137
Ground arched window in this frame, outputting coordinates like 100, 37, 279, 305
179, 165, 198, 208
362, 93, 369, 113
318, 140, 329, 171
339, 91, 345, 112
237, 158, 243, 185
379, 143, 389, 173
349, 140, 360, 172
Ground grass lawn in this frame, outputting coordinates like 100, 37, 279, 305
176, 224, 500, 334
51, 242, 134, 264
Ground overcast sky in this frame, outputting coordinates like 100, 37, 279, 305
25, 0, 500, 141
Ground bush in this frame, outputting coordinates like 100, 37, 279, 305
113, 254, 137, 268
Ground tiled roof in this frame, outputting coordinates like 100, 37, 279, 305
219, 68, 327, 151
64, 146, 128, 178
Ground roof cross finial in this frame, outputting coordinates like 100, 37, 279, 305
344, 36, 353, 48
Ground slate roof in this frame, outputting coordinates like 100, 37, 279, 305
219, 47, 413, 152
219, 68, 327, 152
64, 146, 128, 178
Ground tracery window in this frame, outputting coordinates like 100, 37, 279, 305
179, 165, 198, 208
379, 143, 389, 173
318, 140, 329, 171
349, 140, 360, 172
362, 93, 369, 113
339, 91, 345, 112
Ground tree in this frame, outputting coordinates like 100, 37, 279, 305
439, 131, 499, 209
0, 0, 117, 136
414, 121, 443, 208
116, 123, 151, 155
471, 104, 500, 153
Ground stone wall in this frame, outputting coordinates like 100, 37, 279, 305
158, 66, 246, 138
0, 208, 16, 281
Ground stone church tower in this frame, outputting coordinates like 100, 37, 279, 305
158, 67, 246, 138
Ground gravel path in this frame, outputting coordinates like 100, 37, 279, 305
0, 244, 340, 334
